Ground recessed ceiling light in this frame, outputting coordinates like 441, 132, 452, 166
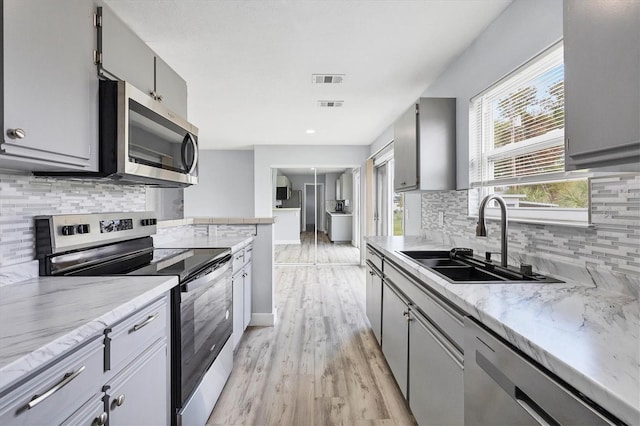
306, 129, 316, 134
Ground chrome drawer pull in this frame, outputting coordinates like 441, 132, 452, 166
130, 313, 158, 332
27, 365, 86, 409
95, 412, 108, 426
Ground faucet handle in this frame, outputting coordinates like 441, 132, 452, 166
451, 247, 474, 258
520, 264, 533, 276
485, 251, 501, 262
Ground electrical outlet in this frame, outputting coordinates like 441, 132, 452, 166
438, 211, 444, 226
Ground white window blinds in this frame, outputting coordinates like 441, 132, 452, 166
469, 43, 572, 188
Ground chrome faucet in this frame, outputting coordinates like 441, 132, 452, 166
476, 194, 508, 267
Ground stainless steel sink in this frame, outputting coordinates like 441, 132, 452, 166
399, 249, 563, 284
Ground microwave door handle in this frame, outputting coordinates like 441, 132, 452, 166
181, 134, 198, 174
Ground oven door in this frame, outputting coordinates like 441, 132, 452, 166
178, 262, 232, 406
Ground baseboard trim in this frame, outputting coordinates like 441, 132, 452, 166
250, 309, 278, 326
275, 239, 301, 245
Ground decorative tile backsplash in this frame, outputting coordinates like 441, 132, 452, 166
0, 172, 146, 268
421, 174, 640, 294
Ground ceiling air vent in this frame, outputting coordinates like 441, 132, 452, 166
312, 74, 344, 84
318, 100, 344, 108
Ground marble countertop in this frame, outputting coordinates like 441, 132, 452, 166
366, 236, 639, 426
155, 235, 254, 253
272, 208, 300, 211
326, 211, 353, 216
0, 275, 178, 391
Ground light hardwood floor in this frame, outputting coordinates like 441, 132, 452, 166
275, 232, 361, 265
207, 265, 416, 426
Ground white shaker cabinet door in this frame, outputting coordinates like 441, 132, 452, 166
3, 0, 98, 170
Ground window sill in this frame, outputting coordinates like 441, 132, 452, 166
467, 215, 594, 228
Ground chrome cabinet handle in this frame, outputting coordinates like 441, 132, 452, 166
113, 394, 125, 407
27, 365, 86, 409
7, 128, 26, 139
94, 412, 108, 426
130, 313, 158, 333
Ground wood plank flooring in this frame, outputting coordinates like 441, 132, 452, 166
275, 232, 361, 265
207, 265, 416, 426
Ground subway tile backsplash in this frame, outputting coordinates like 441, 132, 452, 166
0, 171, 146, 268
421, 174, 640, 295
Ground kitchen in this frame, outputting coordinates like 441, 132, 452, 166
1, 0, 639, 426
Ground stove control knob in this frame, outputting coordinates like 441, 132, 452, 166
61, 225, 76, 236
76, 224, 90, 234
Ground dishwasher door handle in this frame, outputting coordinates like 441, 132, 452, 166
515, 388, 558, 426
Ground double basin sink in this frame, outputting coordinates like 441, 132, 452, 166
399, 249, 563, 284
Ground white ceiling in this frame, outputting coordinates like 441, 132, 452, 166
104, 0, 512, 150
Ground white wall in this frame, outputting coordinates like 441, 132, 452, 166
420, 0, 563, 189
369, 125, 393, 156
184, 150, 255, 217
254, 145, 369, 217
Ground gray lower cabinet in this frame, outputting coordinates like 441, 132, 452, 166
381, 281, 409, 398
327, 213, 352, 242
97, 3, 188, 117
232, 270, 244, 349
409, 309, 464, 426
61, 396, 107, 426
0, 294, 170, 426
105, 339, 168, 426
365, 262, 382, 344
564, 0, 640, 170
232, 243, 253, 349
243, 262, 253, 329
2, 0, 99, 171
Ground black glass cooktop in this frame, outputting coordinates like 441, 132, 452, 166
128, 248, 231, 282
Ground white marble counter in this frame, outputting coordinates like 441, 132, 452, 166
366, 236, 639, 425
155, 235, 254, 253
272, 208, 300, 212
326, 211, 353, 217
0, 275, 178, 391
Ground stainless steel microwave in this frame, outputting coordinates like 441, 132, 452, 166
38, 80, 199, 187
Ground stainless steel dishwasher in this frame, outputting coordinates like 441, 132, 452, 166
464, 317, 623, 426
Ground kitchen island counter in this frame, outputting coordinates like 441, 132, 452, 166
0, 275, 178, 391
366, 236, 639, 425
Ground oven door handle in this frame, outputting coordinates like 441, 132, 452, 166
182, 262, 229, 293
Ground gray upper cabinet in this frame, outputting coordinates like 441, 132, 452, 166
98, 4, 188, 117
155, 56, 188, 117
393, 98, 456, 192
564, 0, 640, 170
1, 0, 99, 171
98, 4, 155, 99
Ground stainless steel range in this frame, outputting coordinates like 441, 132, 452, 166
35, 212, 233, 426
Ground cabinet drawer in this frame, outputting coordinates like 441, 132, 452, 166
232, 250, 245, 275
61, 394, 107, 426
366, 245, 383, 271
384, 259, 465, 351
0, 337, 104, 426
244, 245, 253, 265
108, 296, 168, 373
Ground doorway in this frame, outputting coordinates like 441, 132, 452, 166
272, 166, 361, 265
303, 183, 324, 232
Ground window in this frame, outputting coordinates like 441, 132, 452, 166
469, 42, 590, 224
